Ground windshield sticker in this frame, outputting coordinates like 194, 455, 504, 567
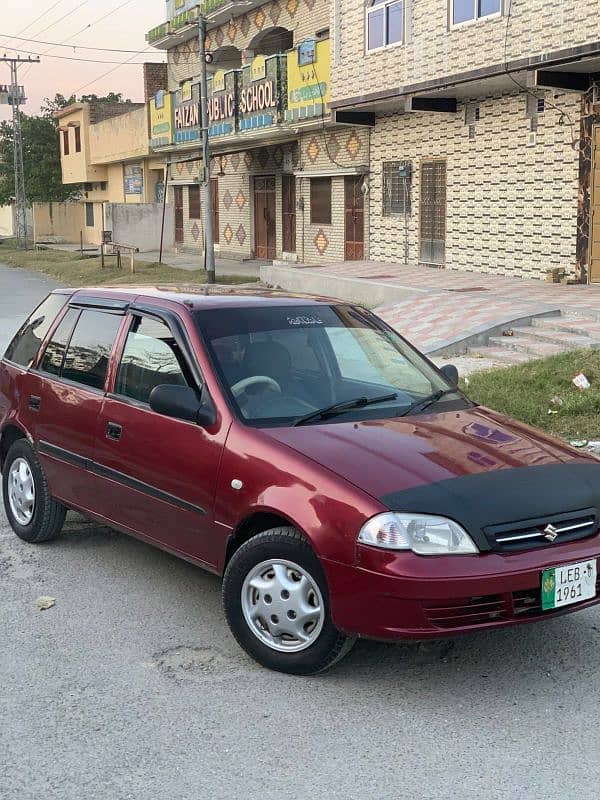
286, 315, 324, 326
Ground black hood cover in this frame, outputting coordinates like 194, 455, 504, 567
380, 462, 600, 552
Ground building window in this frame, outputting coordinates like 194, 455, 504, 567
189, 185, 201, 220
62, 130, 69, 156
367, 0, 403, 51
382, 161, 411, 215
310, 177, 332, 225
451, 0, 500, 25
74, 126, 81, 153
85, 202, 94, 228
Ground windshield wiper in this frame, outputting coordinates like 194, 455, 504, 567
398, 388, 458, 417
293, 393, 398, 427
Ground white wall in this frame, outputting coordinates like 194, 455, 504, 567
104, 203, 175, 252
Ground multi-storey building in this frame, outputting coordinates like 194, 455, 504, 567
146, 0, 368, 263
330, 0, 600, 282
54, 94, 167, 246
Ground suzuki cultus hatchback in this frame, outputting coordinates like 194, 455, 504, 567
2, 287, 600, 673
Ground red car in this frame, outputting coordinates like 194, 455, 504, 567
2, 287, 600, 673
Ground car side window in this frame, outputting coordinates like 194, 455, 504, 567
62, 309, 123, 390
38, 308, 80, 377
115, 315, 191, 404
4, 293, 69, 367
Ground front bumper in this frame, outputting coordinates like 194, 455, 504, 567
323, 536, 600, 640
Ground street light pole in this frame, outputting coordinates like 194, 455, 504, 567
198, 12, 216, 284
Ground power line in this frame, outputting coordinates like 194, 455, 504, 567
73, 46, 154, 94
32, 1, 91, 40
0, 45, 162, 65
15, 1, 66, 37
0, 33, 149, 54
62, 0, 136, 46
21, 0, 92, 78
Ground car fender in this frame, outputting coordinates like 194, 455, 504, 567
214, 422, 385, 567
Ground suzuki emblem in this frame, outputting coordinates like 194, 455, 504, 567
543, 524, 559, 543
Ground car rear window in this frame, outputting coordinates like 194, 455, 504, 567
38, 308, 80, 377
62, 309, 123, 390
4, 293, 68, 368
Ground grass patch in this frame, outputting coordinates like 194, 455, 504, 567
463, 349, 600, 441
0, 239, 256, 288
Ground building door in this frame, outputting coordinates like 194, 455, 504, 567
174, 187, 184, 244
254, 176, 276, 259
419, 160, 446, 264
211, 178, 219, 244
591, 127, 600, 283
282, 174, 296, 253
344, 176, 364, 260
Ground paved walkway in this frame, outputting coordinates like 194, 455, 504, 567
263, 260, 600, 355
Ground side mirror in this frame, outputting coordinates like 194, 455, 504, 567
440, 364, 459, 388
149, 384, 215, 427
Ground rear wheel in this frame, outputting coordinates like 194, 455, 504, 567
2, 439, 66, 543
223, 527, 355, 674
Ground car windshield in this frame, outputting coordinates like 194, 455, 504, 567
195, 304, 467, 426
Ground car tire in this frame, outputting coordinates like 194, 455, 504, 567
2, 438, 66, 543
223, 527, 355, 674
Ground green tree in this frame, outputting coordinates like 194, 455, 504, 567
0, 113, 75, 204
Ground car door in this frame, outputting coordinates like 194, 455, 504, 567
33, 303, 126, 512
91, 309, 226, 570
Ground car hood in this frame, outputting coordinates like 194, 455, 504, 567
264, 406, 600, 543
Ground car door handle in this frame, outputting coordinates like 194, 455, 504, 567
106, 422, 122, 441
28, 395, 41, 412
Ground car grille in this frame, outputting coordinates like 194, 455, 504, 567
484, 509, 597, 553
423, 576, 600, 629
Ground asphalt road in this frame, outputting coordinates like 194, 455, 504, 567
2, 264, 600, 799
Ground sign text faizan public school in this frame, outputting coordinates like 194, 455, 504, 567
175, 81, 276, 130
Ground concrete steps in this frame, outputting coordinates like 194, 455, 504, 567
463, 313, 600, 368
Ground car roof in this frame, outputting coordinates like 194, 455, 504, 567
60, 284, 342, 311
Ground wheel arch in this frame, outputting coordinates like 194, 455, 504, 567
0, 423, 28, 471
224, 511, 309, 569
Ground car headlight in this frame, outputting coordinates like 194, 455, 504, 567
358, 512, 478, 555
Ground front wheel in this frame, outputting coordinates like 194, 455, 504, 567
223, 527, 355, 674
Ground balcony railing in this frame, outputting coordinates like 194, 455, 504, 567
146, 0, 232, 43
171, 7, 200, 31
147, 22, 170, 43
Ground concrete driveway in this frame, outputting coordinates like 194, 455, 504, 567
2, 264, 600, 799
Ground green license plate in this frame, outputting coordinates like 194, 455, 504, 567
541, 559, 597, 611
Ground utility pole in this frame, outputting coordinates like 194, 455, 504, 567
0, 56, 39, 249
198, 14, 216, 283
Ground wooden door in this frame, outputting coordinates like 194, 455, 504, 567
282, 174, 296, 253
174, 186, 184, 244
591, 128, 600, 283
344, 176, 364, 260
254, 176, 276, 259
211, 178, 219, 244
419, 160, 446, 264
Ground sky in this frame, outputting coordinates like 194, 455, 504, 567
0, 0, 167, 120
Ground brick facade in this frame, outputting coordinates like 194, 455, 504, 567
169, 125, 369, 263
327, 0, 600, 280
368, 91, 580, 278
154, 0, 371, 263
331, 0, 600, 105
